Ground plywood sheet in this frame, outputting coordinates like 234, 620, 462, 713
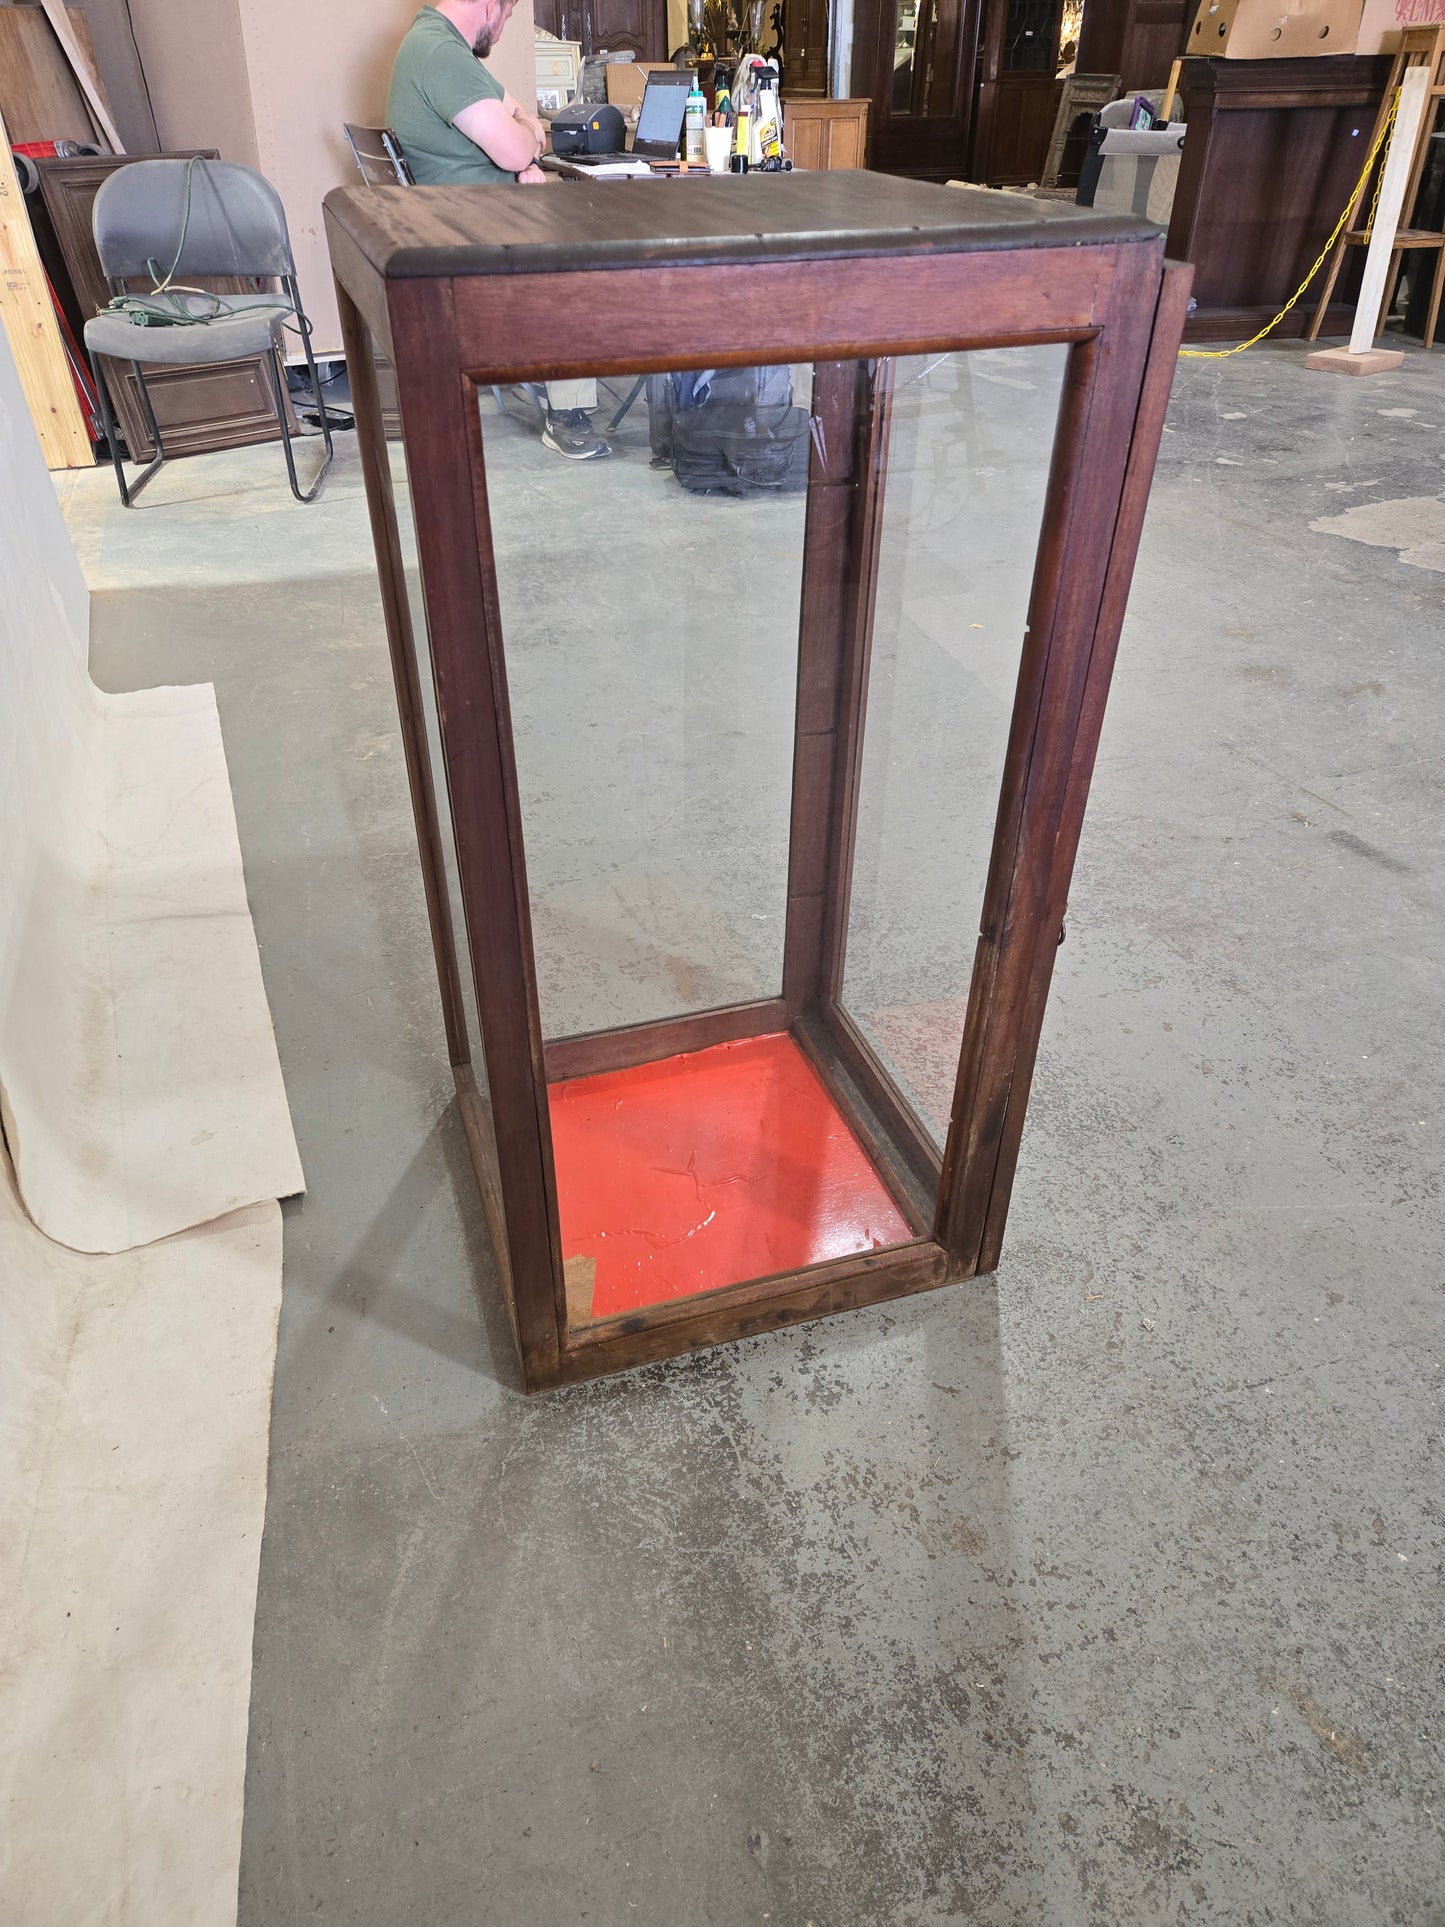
0, 4, 114, 145
0, 103, 91, 467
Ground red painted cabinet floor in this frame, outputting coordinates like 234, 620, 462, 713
548, 1032, 914, 1319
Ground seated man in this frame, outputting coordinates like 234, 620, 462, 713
386, 0, 610, 461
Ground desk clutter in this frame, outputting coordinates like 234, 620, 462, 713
539, 42, 794, 174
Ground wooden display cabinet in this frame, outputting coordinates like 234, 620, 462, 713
325, 172, 1188, 1391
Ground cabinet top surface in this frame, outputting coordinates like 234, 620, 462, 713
324, 170, 1155, 281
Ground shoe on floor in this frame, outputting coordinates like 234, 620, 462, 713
542, 408, 611, 461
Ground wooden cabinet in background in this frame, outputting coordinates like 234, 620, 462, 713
533, 0, 668, 59
1167, 55, 1388, 341
785, 97, 871, 168
782, 0, 831, 95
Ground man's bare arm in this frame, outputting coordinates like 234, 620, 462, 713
452, 94, 544, 172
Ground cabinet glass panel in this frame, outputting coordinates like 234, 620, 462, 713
839, 344, 1069, 1147
482, 366, 808, 1043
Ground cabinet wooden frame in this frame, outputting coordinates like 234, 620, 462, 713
325, 173, 1189, 1390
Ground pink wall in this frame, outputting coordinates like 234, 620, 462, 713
129, 0, 537, 355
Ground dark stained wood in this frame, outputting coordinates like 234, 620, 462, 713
975, 73, 1063, 184
547, 1239, 954, 1386
850, 0, 984, 179
1167, 55, 1389, 342
334, 280, 470, 1068
36, 153, 293, 461
588, 0, 667, 59
792, 1009, 937, 1231
544, 999, 790, 1081
325, 173, 1181, 1389
781, 0, 831, 97
976, 258, 1193, 1269
1076, 0, 1191, 90
533, 0, 666, 56
936, 238, 1168, 1269
387, 275, 565, 1385
324, 171, 1148, 277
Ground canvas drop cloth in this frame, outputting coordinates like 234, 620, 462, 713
0, 329, 302, 1923
0, 336, 303, 1254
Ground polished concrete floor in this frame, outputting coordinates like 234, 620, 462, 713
66, 342, 1444, 1924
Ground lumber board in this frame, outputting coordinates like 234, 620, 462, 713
0, 102, 92, 467
0, 5, 114, 147
37, 0, 123, 150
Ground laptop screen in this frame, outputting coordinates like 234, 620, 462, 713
635, 72, 690, 153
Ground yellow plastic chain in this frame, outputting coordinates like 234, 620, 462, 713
1178, 89, 1401, 360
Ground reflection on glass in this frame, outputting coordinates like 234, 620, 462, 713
482, 366, 811, 1042
841, 345, 1068, 1146
892, 0, 919, 111
1002, 0, 1062, 72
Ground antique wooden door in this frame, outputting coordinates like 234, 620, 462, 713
851, 0, 985, 178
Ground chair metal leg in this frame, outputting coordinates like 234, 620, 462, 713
492, 385, 507, 413
607, 376, 647, 431
267, 341, 332, 504
90, 357, 165, 507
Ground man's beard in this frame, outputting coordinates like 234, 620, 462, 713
472, 22, 495, 53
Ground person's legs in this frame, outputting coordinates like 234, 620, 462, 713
542, 378, 610, 461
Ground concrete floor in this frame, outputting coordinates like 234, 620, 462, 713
65, 342, 1444, 1924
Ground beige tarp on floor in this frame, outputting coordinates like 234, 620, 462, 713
0, 327, 301, 1925
0, 338, 302, 1254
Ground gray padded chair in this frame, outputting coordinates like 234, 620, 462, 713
84, 158, 333, 506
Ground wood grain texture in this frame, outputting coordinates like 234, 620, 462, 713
546, 1240, 955, 1387
37, 0, 123, 149
324, 172, 1154, 281
782, 99, 870, 169
335, 280, 470, 1068
0, 104, 91, 467
936, 234, 1167, 1269
544, 1000, 790, 1082
1168, 55, 1389, 342
387, 276, 564, 1386
975, 257, 1191, 1269
0, 5, 110, 146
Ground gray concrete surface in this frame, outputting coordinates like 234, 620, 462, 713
69, 342, 1444, 1924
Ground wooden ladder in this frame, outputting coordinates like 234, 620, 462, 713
1307, 26, 1445, 350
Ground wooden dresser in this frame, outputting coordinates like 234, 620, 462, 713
784, 98, 871, 170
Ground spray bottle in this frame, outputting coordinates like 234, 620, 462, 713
685, 74, 707, 166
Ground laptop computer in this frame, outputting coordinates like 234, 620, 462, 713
562, 69, 692, 168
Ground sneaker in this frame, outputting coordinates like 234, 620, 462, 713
542, 408, 611, 461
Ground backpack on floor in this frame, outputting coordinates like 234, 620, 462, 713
647, 367, 810, 497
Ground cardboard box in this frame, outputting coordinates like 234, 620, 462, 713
1187, 0, 1363, 57
604, 61, 674, 111
1356, 0, 1445, 54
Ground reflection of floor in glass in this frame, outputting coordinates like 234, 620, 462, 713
852, 1000, 970, 1148
549, 1033, 912, 1321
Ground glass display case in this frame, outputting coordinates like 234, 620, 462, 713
325, 171, 1188, 1389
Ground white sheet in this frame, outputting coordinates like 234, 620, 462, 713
0, 328, 301, 1923
0, 338, 303, 1254
0, 1150, 281, 1926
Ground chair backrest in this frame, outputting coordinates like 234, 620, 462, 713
344, 124, 415, 187
92, 158, 296, 285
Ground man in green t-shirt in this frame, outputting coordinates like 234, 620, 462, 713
386, 1, 611, 460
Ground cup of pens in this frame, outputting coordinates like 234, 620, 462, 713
705, 126, 731, 173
